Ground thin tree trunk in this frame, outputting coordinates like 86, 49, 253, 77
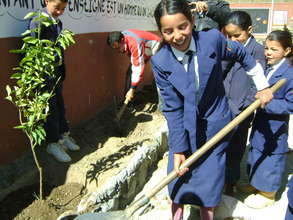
28, 135, 43, 200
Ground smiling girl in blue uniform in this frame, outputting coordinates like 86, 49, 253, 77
244, 30, 293, 209
151, 0, 273, 219
222, 11, 266, 196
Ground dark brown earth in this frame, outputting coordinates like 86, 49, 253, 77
0, 84, 164, 220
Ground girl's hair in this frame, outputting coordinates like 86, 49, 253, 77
154, 0, 193, 31
266, 30, 293, 65
224, 10, 252, 31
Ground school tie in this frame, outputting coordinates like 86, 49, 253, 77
266, 65, 273, 73
186, 50, 195, 74
185, 50, 199, 104
55, 19, 62, 34
265, 65, 273, 80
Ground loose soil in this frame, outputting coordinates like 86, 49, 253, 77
0, 84, 165, 220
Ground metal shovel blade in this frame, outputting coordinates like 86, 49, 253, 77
74, 79, 286, 220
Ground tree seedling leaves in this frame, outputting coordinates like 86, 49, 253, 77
24, 11, 37, 20
23, 36, 38, 44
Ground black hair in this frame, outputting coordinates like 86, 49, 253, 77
154, 0, 193, 31
107, 31, 123, 47
266, 30, 293, 65
224, 10, 252, 31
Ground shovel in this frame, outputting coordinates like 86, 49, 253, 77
74, 79, 286, 220
116, 96, 131, 121
113, 96, 131, 135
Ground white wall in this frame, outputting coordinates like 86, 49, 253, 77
0, 0, 160, 38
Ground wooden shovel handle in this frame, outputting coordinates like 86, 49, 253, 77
116, 97, 131, 121
145, 78, 286, 199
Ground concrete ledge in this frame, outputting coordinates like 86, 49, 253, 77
77, 123, 168, 213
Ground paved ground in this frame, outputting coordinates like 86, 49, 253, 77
131, 115, 293, 220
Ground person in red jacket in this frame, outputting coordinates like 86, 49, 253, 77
107, 29, 161, 102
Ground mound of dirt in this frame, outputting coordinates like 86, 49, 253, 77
0, 84, 164, 220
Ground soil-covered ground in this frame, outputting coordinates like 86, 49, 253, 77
0, 84, 164, 220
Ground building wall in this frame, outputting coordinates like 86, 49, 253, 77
0, 37, 29, 164
231, 2, 293, 28
230, 2, 293, 42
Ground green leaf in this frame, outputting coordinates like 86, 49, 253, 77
10, 49, 25, 54
62, 35, 70, 47
39, 126, 46, 135
23, 36, 38, 44
21, 29, 32, 36
17, 102, 28, 107
35, 128, 45, 140
45, 106, 50, 114
5, 96, 13, 102
54, 47, 62, 59
12, 67, 22, 71
42, 92, 51, 99
14, 125, 26, 129
11, 73, 22, 79
58, 39, 66, 49
67, 34, 75, 44
16, 79, 23, 87
27, 28, 39, 34
41, 39, 54, 46
24, 11, 37, 20
32, 14, 51, 23
20, 56, 33, 66
42, 21, 53, 27
31, 131, 38, 143
6, 85, 11, 96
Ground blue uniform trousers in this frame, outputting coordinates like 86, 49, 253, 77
44, 78, 69, 143
247, 147, 286, 192
225, 113, 254, 184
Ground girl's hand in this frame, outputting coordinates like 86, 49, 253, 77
255, 88, 273, 108
189, 1, 208, 13
174, 152, 189, 176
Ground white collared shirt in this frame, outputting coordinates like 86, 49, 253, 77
171, 38, 200, 102
266, 58, 286, 80
244, 36, 252, 48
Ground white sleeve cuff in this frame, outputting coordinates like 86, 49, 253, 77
246, 63, 269, 91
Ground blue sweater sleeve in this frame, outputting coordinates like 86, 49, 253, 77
265, 77, 293, 115
219, 33, 256, 71
151, 59, 189, 153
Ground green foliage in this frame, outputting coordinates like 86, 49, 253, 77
6, 11, 75, 147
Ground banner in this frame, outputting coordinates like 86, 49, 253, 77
0, 0, 160, 38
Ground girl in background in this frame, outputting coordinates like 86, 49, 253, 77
244, 30, 293, 209
222, 11, 266, 196
286, 175, 293, 219
151, 0, 273, 219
